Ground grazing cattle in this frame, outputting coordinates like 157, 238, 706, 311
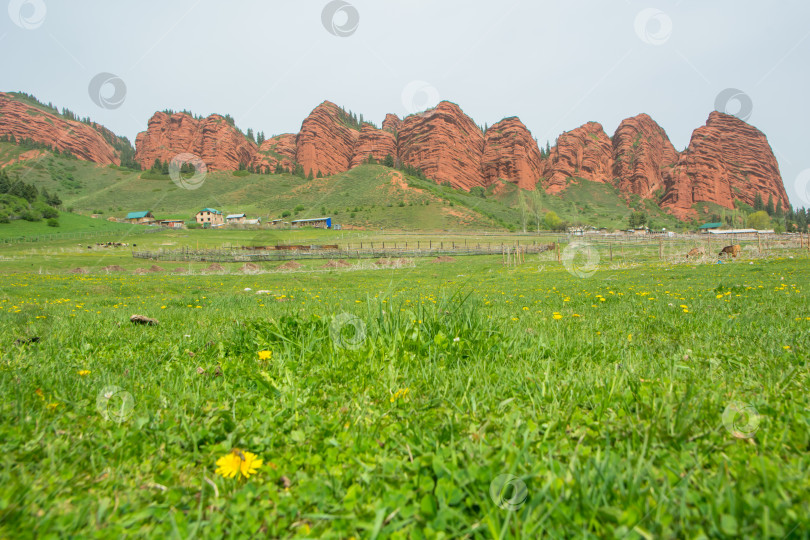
686, 247, 704, 259
719, 245, 741, 258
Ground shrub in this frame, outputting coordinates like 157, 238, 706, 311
0, 213, 9, 224
47, 218, 59, 227
21, 210, 41, 222
41, 206, 58, 219
281, 211, 291, 218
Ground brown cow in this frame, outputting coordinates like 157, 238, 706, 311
719, 245, 741, 258
686, 247, 704, 259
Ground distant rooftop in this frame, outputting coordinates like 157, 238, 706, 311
198, 208, 222, 215
698, 222, 723, 229
126, 211, 152, 219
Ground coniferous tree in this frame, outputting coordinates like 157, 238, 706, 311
754, 193, 764, 211
766, 194, 775, 216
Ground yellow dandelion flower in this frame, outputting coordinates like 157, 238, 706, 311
47, 402, 59, 410
78, 370, 91, 376
258, 350, 272, 361
628, 334, 633, 342
215, 449, 263, 479
783, 345, 791, 350
552, 313, 563, 320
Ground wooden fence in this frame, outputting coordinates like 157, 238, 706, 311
132, 243, 558, 263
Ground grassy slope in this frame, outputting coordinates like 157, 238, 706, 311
1, 142, 693, 232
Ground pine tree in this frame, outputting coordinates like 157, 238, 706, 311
307, 169, 314, 181
247, 128, 255, 143
316, 171, 323, 178
754, 193, 764, 211
383, 154, 394, 168
257, 131, 265, 145
766, 194, 775, 216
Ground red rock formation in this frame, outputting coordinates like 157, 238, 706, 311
295, 101, 359, 176
0, 92, 119, 165
250, 134, 297, 173
382, 114, 402, 133
397, 101, 485, 190
660, 112, 790, 219
612, 113, 679, 199
540, 122, 614, 194
134, 112, 256, 171
351, 125, 397, 168
482, 117, 544, 190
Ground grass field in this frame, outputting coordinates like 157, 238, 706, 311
0, 231, 808, 538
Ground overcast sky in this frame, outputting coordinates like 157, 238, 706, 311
2, 0, 808, 207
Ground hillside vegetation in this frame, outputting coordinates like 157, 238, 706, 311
0, 143, 698, 232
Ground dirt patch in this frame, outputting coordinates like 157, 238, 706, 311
430, 256, 456, 263
203, 263, 226, 273
173, 267, 187, 273
69, 267, 88, 274
148, 265, 165, 272
101, 265, 127, 272
276, 261, 302, 271
323, 260, 351, 268
240, 263, 262, 273
133, 268, 149, 275
373, 258, 413, 268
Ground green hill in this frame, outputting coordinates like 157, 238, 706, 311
0, 142, 691, 231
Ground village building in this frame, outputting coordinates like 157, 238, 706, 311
698, 222, 723, 233
195, 208, 224, 227
160, 220, 185, 229
290, 217, 332, 229
125, 211, 156, 224
226, 213, 247, 225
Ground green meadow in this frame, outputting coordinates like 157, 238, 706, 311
0, 231, 808, 538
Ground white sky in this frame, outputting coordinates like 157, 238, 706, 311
2, 0, 809, 207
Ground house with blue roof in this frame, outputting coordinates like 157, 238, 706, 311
125, 210, 156, 224
195, 208, 224, 228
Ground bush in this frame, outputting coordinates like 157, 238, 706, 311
0, 213, 9, 224
398, 201, 405, 207
294, 205, 305, 212
233, 170, 250, 177
281, 211, 291, 218
21, 210, 41, 222
47, 218, 59, 227
41, 206, 58, 219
